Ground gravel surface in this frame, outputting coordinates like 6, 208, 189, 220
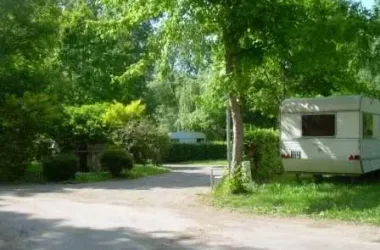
0, 166, 379, 250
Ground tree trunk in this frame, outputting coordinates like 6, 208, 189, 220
229, 95, 244, 169
224, 33, 244, 170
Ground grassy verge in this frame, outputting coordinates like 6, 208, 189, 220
168, 159, 227, 166
20, 163, 170, 184
212, 174, 380, 225
127, 165, 170, 179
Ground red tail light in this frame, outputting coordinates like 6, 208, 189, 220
349, 154, 360, 161
281, 153, 291, 159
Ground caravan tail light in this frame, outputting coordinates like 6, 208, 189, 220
281, 153, 291, 159
349, 154, 360, 161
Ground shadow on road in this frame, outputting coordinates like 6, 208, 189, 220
0, 210, 265, 250
0, 166, 223, 197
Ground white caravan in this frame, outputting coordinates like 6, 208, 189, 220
280, 95, 380, 175
168, 131, 206, 144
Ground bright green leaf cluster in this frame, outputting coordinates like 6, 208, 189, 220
103, 100, 146, 127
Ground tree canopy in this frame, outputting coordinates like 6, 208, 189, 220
1, 0, 380, 179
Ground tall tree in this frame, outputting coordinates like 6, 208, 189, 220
55, 0, 152, 104
127, 0, 373, 167
0, 0, 62, 179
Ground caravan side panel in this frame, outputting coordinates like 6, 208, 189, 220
362, 139, 380, 173
360, 97, 380, 173
281, 112, 362, 174
282, 139, 361, 174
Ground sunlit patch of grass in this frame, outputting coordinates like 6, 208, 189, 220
127, 165, 170, 179
212, 174, 380, 225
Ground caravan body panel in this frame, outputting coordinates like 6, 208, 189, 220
280, 96, 367, 175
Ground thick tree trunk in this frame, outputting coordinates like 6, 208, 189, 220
229, 95, 244, 169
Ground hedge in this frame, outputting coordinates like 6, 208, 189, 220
164, 143, 226, 163
244, 128, 283, 182
100, 148, 134, 177
42, 153, 78, 182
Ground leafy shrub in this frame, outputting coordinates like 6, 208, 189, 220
103, 100, 146, 127
225, 165, 250, 194
245, 128, 283, 182
112, 119, 170, 165
0, 93, 62, 181
100, 148, 134, 177
164, 143, 226, 163
42, 153, 78, 181
63, 103, 110, 143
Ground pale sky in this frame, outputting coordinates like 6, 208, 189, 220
361, 0, 375, 9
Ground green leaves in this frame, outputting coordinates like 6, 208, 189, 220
103, 100, 146, 127
57, 0, 152, 104
63, 103, 110, 142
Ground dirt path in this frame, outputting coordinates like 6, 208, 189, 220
0, 166, 379, 250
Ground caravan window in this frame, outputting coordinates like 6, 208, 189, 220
302, 114, 336, 137
363, 113, 373, 137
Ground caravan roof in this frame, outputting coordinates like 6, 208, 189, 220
169, 131, 206, 139
281, 95, 363, 113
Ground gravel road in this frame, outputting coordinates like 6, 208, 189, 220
0, 166, 379, 250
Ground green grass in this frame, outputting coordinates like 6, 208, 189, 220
213, 174, 380, 225
127, 165, 170, 179
20, 163, 170, 184
72, 166, 170, 183
170, 159, 227, 166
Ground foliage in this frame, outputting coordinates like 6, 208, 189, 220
42, 153, 78, 182
21, 162, 44, 183
112, 119, 170, 165
20, 162, 169, 183
0, 93, 62, 181
165, 143, 226, 163
223, 165, 250, 194
32, 134, 61, 161
245, 128, 283, 182
1, 0, 380, 183
147, 71, 226, 140
61, 100, 146, 146
55, 0, 152, 104
63, 103, 109, 143
0, 0, 62, 181
127, 0, 379, 167
100, 148, 134, 177
213, 174, 380, 225
0, 0, 61, 99
103, 100, 146, 127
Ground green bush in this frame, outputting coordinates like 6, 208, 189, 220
245, 128, 283, 182
42, 153, 78, 181
100, 148, 134, 177
63, 103, 110, 143
164, 143, 226, 163
112, 119, 170, 165
0, 93, 62, 182
225, 165, 250, 194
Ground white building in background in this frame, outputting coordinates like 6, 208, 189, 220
280, 95, 380, 175
169, 131, 206, 144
